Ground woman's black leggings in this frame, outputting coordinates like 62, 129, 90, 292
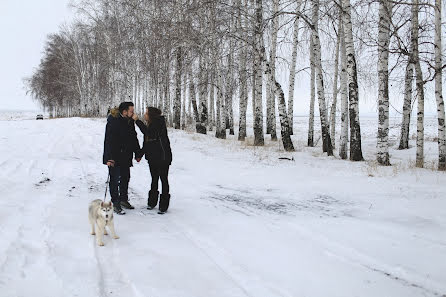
148, 161, 170, 195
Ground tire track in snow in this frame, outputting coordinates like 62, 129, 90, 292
75, 130, 142, 297
285, 222, 444, 297
168, 212, 292, 297
206, 186, 443, 296
132, 186, 267, 297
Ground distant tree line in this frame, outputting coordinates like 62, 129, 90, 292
26, 0, 446, 171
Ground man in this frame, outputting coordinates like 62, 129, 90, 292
103, 102, 141, 214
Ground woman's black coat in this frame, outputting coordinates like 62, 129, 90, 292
135, 116, 172, 165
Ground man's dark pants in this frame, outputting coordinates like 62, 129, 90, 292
109, 165, 130, 206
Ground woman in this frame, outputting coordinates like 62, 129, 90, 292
133, 107, 172, 214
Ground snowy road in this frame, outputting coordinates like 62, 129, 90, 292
0, 117, 445, 297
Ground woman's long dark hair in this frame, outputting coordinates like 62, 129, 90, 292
147, 107, 162, 125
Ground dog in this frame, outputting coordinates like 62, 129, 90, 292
88, 199, 119, 246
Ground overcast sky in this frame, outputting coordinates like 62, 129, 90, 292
0, 1, 438, 115
0, 0, 73, 111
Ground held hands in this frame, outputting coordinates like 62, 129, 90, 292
106, 160, 115, 167
132, 113, 138, 121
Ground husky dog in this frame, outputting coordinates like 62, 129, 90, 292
88, 199, 119, 246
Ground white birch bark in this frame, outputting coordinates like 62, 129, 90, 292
329, 17, 342, 149
181, 72, 187, 130
216, 64, 227, 139
189, 68, 201, 131
287, 0, 303, 136
197, 56, 208, 134
412, 0, 424, 168
263, 51, 294, 151
307, 25, 316, 147
253, 0, 265, 146
266, 0, 278, 140
435, 0, 446, 170
311, 0, 333, 155
173, 47, 182, 129
376, 0, 392, 165
342, 0, 364, 161
209, 73, 215, 131
339, 18, 349, 160
238, 0, 248, 141
398, 61, 413, 150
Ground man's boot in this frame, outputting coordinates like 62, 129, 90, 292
113, 205, 126, 215
120, 200, 135, 209
148, 190, 159, 210
158, 194, 170, 214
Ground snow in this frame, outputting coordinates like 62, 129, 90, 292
0, 114, 445, 297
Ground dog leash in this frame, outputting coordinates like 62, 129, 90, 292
103, 172, 110, 202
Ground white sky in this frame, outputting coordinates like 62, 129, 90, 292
0, 0, 73, 111
0, 1, 438, 116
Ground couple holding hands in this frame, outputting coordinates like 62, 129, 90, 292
103, 102, 172, 215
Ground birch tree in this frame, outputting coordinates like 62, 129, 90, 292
308, 36, 316, 147
413, 0, 425, 168
287, 0, 303, 136
173, 47, 183, 129
238, 0, 248, 141
342, 0, 364, 161
398, 57, 414, 150
253, 0, 265, 146
311, 0, 333, 155
376, 0, 392, 166
339, 16, 349, 160
266, 0, 279, 140
434, 0, 446, 171
329, 17, 342, 150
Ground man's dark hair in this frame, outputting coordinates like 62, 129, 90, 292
119, 102, 134, 113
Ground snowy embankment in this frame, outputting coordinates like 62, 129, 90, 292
0, 115, 445, 297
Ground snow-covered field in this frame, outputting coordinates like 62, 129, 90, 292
0, 113, 445, 297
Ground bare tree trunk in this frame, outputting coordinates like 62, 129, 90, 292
261, 34, 294, 151
189, 69, 201, 133
398, 61, 413, 150
413, 0, 424, 168
209, 73, 215, 131
339, 18, 349, 160
197, 57, 207, 134
253, 0, 265, 146
266, 0, 278, 140
265, 62, 294, 151
329, 17, 342, 149
435, 0, 446, 170
238, 0, 248, 141
377, 0, 392, 165
288, 0, 302, 136
181, 72, 187, 130
311, 0, 333, 155
216, 65, 227, 139
308, 36, 316, 147
162, 60, 171, 126
342, 0, 363, 161
224, 51, 235, 135
173, 47, 182, 129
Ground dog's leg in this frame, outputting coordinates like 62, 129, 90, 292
89, 218, 96, 235
103, 226, 108, 236
109, 220, 119, 239
96, 221, 105, 246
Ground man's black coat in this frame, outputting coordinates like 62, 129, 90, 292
103, 108, 141, 167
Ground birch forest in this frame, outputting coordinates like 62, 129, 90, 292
26, 0, 446, 171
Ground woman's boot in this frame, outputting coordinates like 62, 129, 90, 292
148, 190, 159, 210
158, 194, 170, 214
